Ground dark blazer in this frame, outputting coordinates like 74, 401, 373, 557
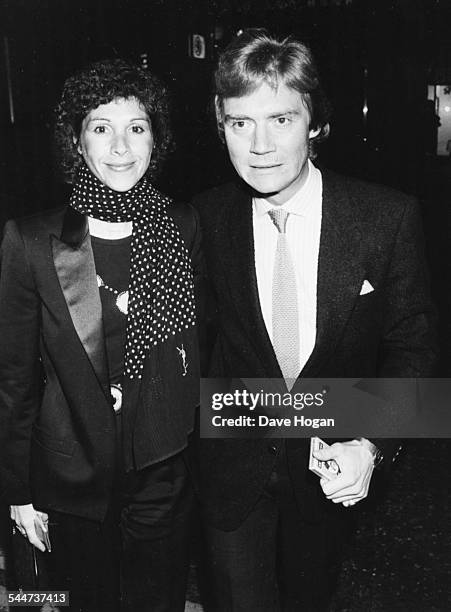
0, 203, 203, 521
193, 170, 437, 531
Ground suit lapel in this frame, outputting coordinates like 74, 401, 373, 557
221, 182, 283, 376
218, 173, 366, 380
302, 172, 365, 376
51, 207, 110, 396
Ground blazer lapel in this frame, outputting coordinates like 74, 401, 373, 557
221, 182, 283, 377
302, 172, 365, 377
51, 207, 110, 396
218, 174, 366, 380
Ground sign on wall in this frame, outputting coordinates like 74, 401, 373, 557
189, 34, 206, 59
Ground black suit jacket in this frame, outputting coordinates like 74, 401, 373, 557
193, 170, 437, 530
0, 203, 202, 521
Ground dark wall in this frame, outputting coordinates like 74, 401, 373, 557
1, 0, 451, 219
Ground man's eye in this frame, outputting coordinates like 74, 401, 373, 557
275, 117, 289, 125
93, 125, 107, 134
232, 120, 248, 129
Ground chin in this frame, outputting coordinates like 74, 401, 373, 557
104, 176, 141, 192
248, 179, 283, 196
106, 182, 135, 192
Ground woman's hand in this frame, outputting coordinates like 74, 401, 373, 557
10, 504, 48, 552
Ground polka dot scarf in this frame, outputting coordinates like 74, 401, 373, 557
69, 164, 196, 379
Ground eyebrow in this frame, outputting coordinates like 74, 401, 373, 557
224, 110, 301, 122
268, 110, 301, 118
87, 116, 149, 123
224, 114, 251, 122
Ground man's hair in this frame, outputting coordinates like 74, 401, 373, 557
54, 58, 173, 183
214, 29, 331, 156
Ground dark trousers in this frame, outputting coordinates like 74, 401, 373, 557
202, 447, 354, 612
40, 452, 193, 612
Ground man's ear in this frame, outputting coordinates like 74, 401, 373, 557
309, 125, 321, 139
214, 95, 226, 144
214, 95, 223, 127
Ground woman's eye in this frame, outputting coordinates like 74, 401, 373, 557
131, 125, 145, 133
93, 125, 107, 134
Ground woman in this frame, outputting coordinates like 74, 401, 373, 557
0, 59, 202, 611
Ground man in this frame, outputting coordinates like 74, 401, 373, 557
193, 30, 437, 611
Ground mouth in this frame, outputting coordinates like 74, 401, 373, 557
105, 162, 135, 172
250, 164, 281, 170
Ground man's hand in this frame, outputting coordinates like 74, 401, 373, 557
10, 504, 48, 552
313, 439, 375, 507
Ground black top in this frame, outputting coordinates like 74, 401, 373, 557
91, 235, 131, 385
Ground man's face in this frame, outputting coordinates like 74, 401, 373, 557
222, 82, 319, 206
78, 97, 153, 192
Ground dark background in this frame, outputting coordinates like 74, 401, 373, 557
1, 0, 451, 210
0, 1, 451, 610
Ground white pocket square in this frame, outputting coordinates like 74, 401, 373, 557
360, 279, 374, 296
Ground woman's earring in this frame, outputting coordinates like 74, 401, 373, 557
73, 135, 82, 155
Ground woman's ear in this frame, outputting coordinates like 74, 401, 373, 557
73, 135, 82, 155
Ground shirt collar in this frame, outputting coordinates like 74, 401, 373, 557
253, 159, 321, 218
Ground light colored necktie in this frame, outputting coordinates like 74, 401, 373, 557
268, 208, 300, 388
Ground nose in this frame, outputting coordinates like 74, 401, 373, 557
250, 124, 275, 155
111, 132, 129, 155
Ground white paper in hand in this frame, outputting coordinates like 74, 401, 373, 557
309, 436, 340, 480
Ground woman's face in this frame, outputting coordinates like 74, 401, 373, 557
78, 97, 153, 192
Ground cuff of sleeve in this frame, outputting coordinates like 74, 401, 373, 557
356, 437, 385, 468
0, 470, 33, 506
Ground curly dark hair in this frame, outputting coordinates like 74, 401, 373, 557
214, 29, 331, 158
54, 58, 173, 183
